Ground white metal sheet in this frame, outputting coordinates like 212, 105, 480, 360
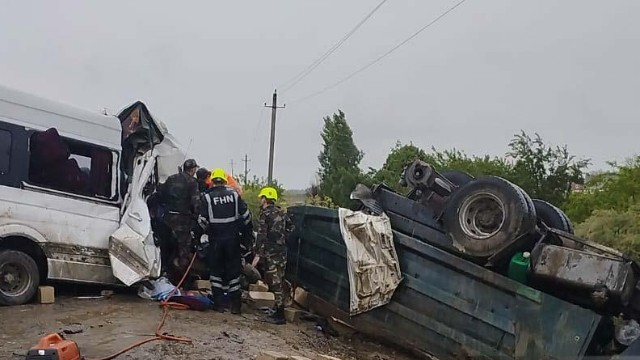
338, 208, 403, 316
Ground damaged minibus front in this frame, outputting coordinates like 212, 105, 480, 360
0, 84, 185, 305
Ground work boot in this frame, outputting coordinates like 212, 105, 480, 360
210, 292, 225, 313
266, 305, 286, 325
230, 296, 242, 315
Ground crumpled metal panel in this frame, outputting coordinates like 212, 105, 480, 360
337, 208, 403, 316
531, 244, 636, 305
109, 151, 161, 286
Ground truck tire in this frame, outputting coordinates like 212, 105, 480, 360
532, 199, 574, 234
561, 210, 574, 234
510, 182, 537, 234
0, 250, 40, 306
440, 170, 474, 187
443, 176, 536, 258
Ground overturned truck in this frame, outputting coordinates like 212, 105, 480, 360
285, 160, 640, 359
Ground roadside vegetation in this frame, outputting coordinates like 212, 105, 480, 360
303, 109, 640, 258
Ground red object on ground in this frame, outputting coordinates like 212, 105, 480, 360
26, 333, 82, 360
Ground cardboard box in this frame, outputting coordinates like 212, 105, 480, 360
38, 286, 55, 304
249, 291, 275, 308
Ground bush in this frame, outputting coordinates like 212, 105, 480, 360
575, 205, 640, 260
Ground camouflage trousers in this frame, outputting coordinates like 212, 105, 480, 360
163, 213, 194, 284
263, 248, 288, 307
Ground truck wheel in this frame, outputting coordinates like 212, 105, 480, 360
532, 199, 573, 234
440, 170, 474, 187
562, 210, 574, 234
443, 176, 536, 257
0, 250, 40, 306
510, 182, 537, 234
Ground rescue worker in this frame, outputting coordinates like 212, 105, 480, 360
159, 159, 200, 284
198, 168, 252, 314
208, 170, 243, 196
254, 186, 291, 325
196, 167, 211, 193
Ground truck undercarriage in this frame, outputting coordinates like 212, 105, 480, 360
285, 160, 640, 359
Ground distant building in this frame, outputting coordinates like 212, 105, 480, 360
570, 182, 585, 193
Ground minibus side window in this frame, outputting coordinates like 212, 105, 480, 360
0, 129, 10, 175
28, 128, 114, 200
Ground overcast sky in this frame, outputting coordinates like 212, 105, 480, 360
1, 0, 638, 189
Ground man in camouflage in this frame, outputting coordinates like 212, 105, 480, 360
158, 159, 200, 284
254, 186, 292, 324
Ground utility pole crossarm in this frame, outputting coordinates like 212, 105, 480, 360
264, 89, 285, 185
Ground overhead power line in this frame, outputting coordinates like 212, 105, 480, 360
289, 0, 468, 105
278, 0, 389, 94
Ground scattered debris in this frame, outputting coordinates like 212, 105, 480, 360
194, 280, 211, 293
250, 281, 270, 292
249, 291, 276, 308
61, 324, 84, 335
137, 276, 180, 301
257, 350, 288, 360
37, 286, 55, 304
294, 287, 309, 309
326, 317, 356, 337
314, 355, 342, 360
285, 308, 302, 323
221, 331, 244, 344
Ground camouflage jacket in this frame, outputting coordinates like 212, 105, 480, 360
256, 204, 293, 257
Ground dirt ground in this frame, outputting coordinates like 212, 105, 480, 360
0, 286, 414, 360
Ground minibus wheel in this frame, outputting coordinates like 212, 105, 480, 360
0, 250, 40, 306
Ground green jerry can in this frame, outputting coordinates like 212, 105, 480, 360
507, 251, 531, 284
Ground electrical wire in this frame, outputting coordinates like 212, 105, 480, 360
278, 0, 389, 94
288, 0, 468, 105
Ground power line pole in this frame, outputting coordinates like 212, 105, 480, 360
229, 159, 235, 176
242, 154, 251, 186
264, 90, 285, 185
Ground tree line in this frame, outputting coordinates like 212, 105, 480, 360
310, 109, 640, 258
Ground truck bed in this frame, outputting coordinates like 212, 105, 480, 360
285, 204, 603, 359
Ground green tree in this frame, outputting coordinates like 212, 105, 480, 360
432, 148, 514, 180
370, 143, 514, 193
371, 141, 432, 191
506, 131, 590, 207
568, 156, 640, 258
595, 157, 640, 211
565, 156, 640, 223
317, 110, 365, 207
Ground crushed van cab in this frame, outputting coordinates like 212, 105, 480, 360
0, 84, 186, 305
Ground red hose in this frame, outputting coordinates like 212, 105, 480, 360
90, 252, 198, 360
